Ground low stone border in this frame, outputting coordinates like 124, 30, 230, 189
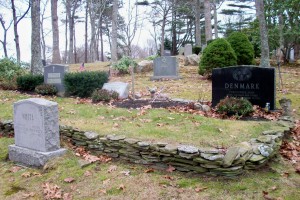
0, 116, 295, 176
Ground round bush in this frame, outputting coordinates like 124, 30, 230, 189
92, 89, 111, 103
192, 46, 202, 55
199, 38, 237, 76
216, 97, 253, 116
227, 32, 255, 65
35, 84, 58, 95
16, 74, 44, 91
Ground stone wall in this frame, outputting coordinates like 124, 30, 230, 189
0, 117, 295, 176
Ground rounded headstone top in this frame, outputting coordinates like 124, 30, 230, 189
15, 98, 57, 106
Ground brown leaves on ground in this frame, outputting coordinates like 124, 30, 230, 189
144, 168, 155, 173
262, 190, 283, 200
9, 166, 22, 173
280, 120, 300, 173
42, 182, 63, 200
195, 187, 208, 193
64, 177, 75, 183
166, 165, 176, 173
74, 146, 111, 164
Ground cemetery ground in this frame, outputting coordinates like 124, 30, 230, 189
0, 61, 300, 199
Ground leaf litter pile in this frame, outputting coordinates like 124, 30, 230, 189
280, 120, 300, 173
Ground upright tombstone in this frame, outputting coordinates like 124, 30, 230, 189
44, 65, 68, 96
151, 56, 180, 80
102, 82, 130, 99
212, 66, 276, 110
290, 47, 295, 63
184, 44, 192, 56
9, 98, 66, 167
163, 50, 171, 56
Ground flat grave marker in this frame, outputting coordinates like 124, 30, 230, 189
151, 56, 180, 80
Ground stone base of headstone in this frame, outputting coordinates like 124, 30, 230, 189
9, 145, 66, 167
150, 76, 181, 81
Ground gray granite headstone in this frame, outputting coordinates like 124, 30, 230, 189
44, 65, 69, 96
290, 48, 295, 63
163, 50, 171, 56
102, 82, 130, 99
9, 98, 66, 167
151, 56, 180, 80
184, 44, 192, 56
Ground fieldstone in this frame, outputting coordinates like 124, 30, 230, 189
198, 147, 221, 154
160, 144, 178, 154
163, 157, 197, 165
84, 132, 99, 140
223, 146, 240, 167
137, 141, 150, 147
184, 54, 199, 66
262, 130, 282, 135
78, 159, 93, 168
258, 144, 273, 157
257, 135, 273, 144
178, 145, 199, 154
193, 157, 223, 165
107, 135, 126, 141
136, 60, 153, 73
200, 153, 224, 161
155, 142, 168, 147
201, 105, 211, 112
200, 163, 220, 169
248, 154, 266, 162
178, 152, 199, 159
124, 138, 139, 144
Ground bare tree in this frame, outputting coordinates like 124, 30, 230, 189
255, 0, 270, 67
11, 0, 31, 62
194, 0, 201, 46
31, 0, 42, 74
0, 15, 13, 57
204, 0, 212, 43
111, 0, 118, 62
40, 0, 50, 61
51, 0, 61, 63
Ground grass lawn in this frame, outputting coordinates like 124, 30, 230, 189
0, 61, 299, 199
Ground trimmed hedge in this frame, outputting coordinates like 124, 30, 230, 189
64, 71, 109, 98
227, 32, 255, 65
35, 84, 58, 96
16, 74, 44, 91
199, 38, 237, 76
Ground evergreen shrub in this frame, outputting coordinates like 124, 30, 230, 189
216, 97, 253, 116
227, 32, 255, 65
92, 89, 111, 103
192, 46, 202, 55
64, 71, 108, 98
35, 84, 58, 95
16, 74, 44, 91
199, 38, 237, 76
0, 57, 25, 81
112, 56, 137, 74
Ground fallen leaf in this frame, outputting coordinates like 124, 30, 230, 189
98, 116, 105, 120
118, 184, 125, 190
84, 170, 92, 177
195, 187, 208, 192
144, 168, 155, 173
99, 189, 107, 194
164, 175, 174, 180
281, 172, 289, 178
120, 170, 130, 176
42, 182, 62, 200
103, 179, 111, 185
22, 192, 35, 199
177, 189, 184, 193
99, 155, 112, 163
63, 193, 73, 200
108, 165, 117, 173
166, 165, 176, 173
21, 172, 31, 178
10, 166, 22, 173
270, 186, 277, 191
84, 154, 100, 163
32, 172, 42, 177
113, 123, 120, 128
64, 177, 75, 183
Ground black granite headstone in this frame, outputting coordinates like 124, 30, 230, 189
212, 66, 276, 110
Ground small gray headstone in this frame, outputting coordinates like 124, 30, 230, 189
163, 50, 171, 56
102, 82, 130, 99
184, 44, 192, 56
9, 98, 66, 167
290, 48, 295, 63
178, 47, 184, 55
44, 65, 69, 96
151, 56, 180, 80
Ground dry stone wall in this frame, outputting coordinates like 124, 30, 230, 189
0, 116, 295, 176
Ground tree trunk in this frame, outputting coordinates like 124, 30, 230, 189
64, 13, 68, 64
204, 0, 212, 43
100, 16, 104, 62
31, 0, 42, 74
213, 0, 218, 39
195, 0, 201, 46
11, 0, 20, 63
84, 0, 88, 63
73, 24, 77, 63
278, 13, 284, 62
255, 0, 270, 67
171, 0, 177, 55
67, 0, 74, 64
89, 2, 97, 62
0, 18, 12, 58
111, 0, 118, 62
51, 0, 61, 64
160, 19, 166, 56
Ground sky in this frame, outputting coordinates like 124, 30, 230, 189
0, 0, 255, 63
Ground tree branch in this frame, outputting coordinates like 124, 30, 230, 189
16, 1, 31, 25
